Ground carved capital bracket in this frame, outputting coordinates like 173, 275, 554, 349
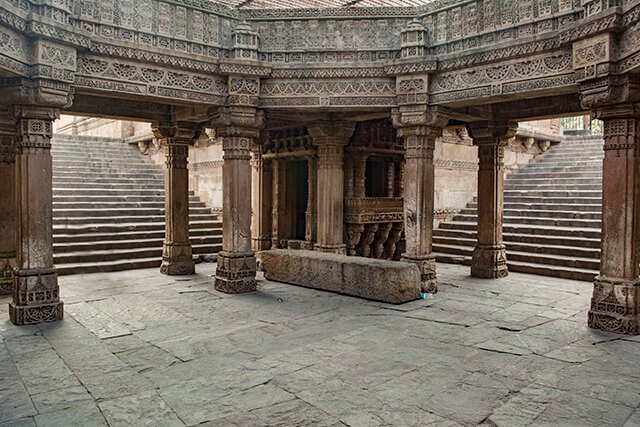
13, 105, 59, 150
580, 74, 640, 109
307, 121, 356, 147
392, 105, 449, 158
211, 106, 265, 140
467, 120, 519, 147
152, 121, 201, 144
0, 77, 73, 109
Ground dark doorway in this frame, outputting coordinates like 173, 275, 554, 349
285, 159, 308, 240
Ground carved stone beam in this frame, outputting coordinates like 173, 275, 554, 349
588, 103, 640, 335
152, 121, 201, 276
467, 120, 518, 280
308, 121, 356, 255
211, 107, 264, 293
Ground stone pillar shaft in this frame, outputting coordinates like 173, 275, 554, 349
305, 155, 317, 249
588, 111, 640, 334
10, 106, 63, 325
353, 154, 368, 198
0, 113, 17, 295
251, 148, 272, 252
153, 122, 198, 275
215, 135, 257, 293
467, 121, 517, 279
400, 126, 438, 293
308, 122, 355, 254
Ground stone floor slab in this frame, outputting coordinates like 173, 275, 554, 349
0, 263, 638, 426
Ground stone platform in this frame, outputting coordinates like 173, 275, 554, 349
259, 249, 421, 304
1, 263, 639, 426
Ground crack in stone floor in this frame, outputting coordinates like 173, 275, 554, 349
1, 263, 638, 426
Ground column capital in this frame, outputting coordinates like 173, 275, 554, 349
467, 120, 518, 146
210, 106, 264, 140
13, 105, 59, 150
151, 121, 201, 143
391, 105, 449, 132
307, 121, 356, 146
580, 74, 640, 110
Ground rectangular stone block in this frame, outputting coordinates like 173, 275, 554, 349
260, 249, 421, 304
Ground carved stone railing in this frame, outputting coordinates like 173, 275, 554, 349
344, 197, 404, 260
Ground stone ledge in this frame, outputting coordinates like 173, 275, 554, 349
259, 249, 421, 304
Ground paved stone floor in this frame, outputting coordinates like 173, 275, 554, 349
1, 263, 639, 427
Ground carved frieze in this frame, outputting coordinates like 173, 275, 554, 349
75, 54, 226, 105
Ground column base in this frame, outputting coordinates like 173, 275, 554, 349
471, 244, 508, 279
160, 243, 195, 275
314, 244, 347, 255
588, 276, 640, 335
252, 238, 272, 252
0, 256, 15, 295
9, 269, 63, 325
215, 251, 257, 294
402, 254, 437, 294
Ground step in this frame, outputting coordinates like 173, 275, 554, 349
53, 177, 163, 186
432, 236, 600, 259
434, 228, 601, 248
432, 244, 600, 270
54, 243, 221, 264
505, 183, 602, 191
53, 207, 212, 218
453, 211, 601, 228
53, 195, 202, 203
438, 221, 601, 239
468, 202, 602, 212
514, 165, 603, 174
510, 171, 602, 179
53, 171, 162, 179
53, 228, 221, 243
53, 214, 217, 225
53, 188, 166, 196
53, 201, 207, 210
433, 254, 596, 282
503, 191, 601, 198
53, 220, 221, 234
458, 208, 602, 220
55, 258, 162, 276
53, 235, 222, 253
53, 183, 165, 190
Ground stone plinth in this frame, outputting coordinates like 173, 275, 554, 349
260, 249, 421, 304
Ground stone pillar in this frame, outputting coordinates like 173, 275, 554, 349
251, 146, 272, 251
353, 154, 368, 198
588, 107, 640, 334
467, 121, 518, 279
387, 161, 396, 197
308, 122, 355, 254
0, 112, 17, 295
213, 109, 263, 294
394, 124, 441, 293
305, 154, 317, 249
271, 159, 284, 249
152, 122, 199, 275
9, 106, 63, 325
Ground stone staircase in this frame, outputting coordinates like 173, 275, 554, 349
433, 136, 603, 282
51, 134, 222, 275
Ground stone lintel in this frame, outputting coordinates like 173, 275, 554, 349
260, 249, 421, 304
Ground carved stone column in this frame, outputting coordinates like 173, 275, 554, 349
0, 112, 17, 295
9, 106, 63, 325
588, 106, 640, 334
393, 123, 441, 293
305, 154, 317, 249
308, 122, 355, 254
467, 121, 517, 279
251, 146, 272, 251
387, 162, 396, 197
212, 108, 263, 294
353, 154, 368, 198
152, 122, 199, 275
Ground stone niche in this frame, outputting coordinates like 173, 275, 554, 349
260, 249, 421, 304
